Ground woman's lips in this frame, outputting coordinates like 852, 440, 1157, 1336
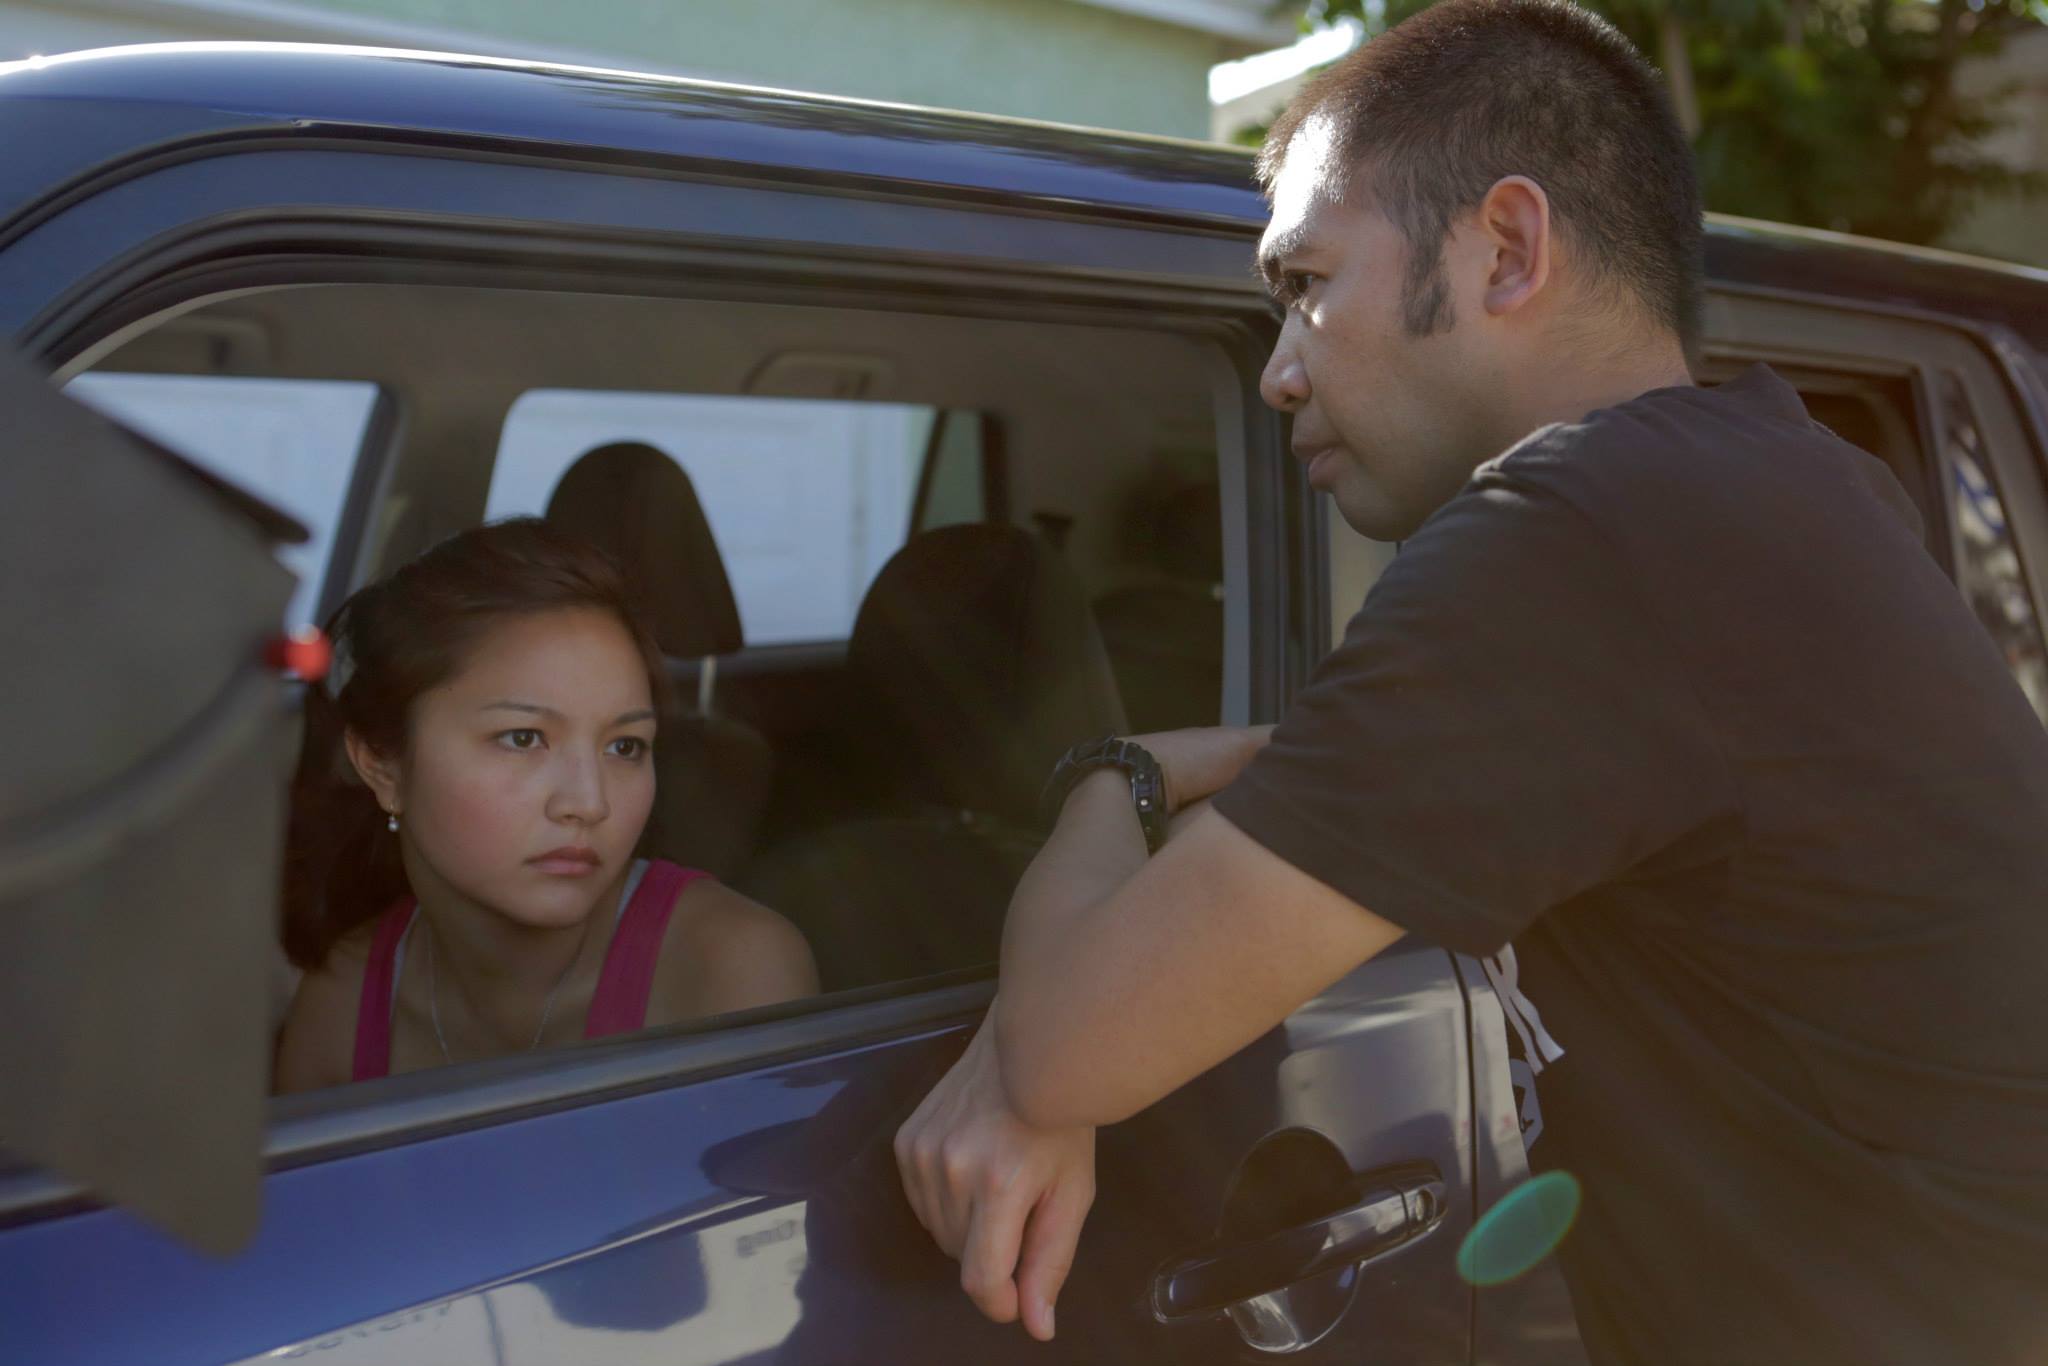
530, 847, 601, 877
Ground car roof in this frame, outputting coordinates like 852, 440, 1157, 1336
3, 43, 2045, 354
0, 43, 1265, 231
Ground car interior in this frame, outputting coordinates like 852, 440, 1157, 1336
78, 280, 1239, 1024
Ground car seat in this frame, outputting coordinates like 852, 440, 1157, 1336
1092, 481, 1224, 733
742, 523, 1129, 991
546, 441, 771, 881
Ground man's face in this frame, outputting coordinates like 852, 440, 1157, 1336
1257, 119, 1503, 541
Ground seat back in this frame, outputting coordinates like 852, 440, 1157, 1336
746, 524, 1127, 989
546, 442, 769, 879
848, 522, 1129, 825
1093, 481, 1223, 733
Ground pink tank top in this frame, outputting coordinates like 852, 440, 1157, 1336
351, 858, 708, 1082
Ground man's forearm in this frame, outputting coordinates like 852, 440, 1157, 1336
999, 727, 1265, 983
998, 768, 1150, 996
991, 727, 1298, 1126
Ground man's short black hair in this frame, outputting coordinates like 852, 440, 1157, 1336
1260, 0, 1703, 350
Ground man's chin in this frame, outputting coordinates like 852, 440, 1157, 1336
1330, 487, 1424, 543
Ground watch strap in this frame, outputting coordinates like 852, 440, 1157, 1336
1040, 734, 1170, 854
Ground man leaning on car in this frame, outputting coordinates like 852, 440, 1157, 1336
894, 1, 2048, 1361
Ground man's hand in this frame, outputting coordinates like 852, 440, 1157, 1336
895, 727, 1269, 1331
895, 1011, 1096, 1341
1133, 724, 1275, 814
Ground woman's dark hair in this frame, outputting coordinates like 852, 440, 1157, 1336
282, 517, 672, 967
1259, 0, 1703, 352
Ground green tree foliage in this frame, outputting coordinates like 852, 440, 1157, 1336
1253, 0, 2045, 245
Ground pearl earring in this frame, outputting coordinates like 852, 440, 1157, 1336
386, 811, 400, 833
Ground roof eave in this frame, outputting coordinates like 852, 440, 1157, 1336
1066, 0, 1299, 50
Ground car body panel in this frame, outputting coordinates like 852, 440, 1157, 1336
0, 148, 1262, 345
2, 945, 1474, 1366
0, 44, 1265, 243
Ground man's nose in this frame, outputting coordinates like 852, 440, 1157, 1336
547, 752, 611, 827
1259, 322, 1309, 414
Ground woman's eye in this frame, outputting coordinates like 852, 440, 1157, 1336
609, 737, 650, 761
1286, 273, 1316, 304
499, 729, 544, 751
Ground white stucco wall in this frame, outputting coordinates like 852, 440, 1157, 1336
1, 0, 1291, 138
1947, 26, 2048, 268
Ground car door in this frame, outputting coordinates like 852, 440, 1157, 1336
4, 973, 1472, 1366
0, 48, 1483, 1365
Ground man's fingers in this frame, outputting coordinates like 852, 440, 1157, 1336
893, 1119, 938, 1239
1016, 1174, 1095, 1342
957, 1175, 1030, 1326
898, 1126, 969, 1253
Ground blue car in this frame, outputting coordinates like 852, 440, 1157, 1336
2, 42, 2046, 1366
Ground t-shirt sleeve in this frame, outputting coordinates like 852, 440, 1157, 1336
1211, 459, 1737, 957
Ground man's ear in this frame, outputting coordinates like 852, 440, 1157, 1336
343, 728, 404, 818
1475, 175, 1552, 319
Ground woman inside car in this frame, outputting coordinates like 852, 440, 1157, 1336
274, 518, 817, 1092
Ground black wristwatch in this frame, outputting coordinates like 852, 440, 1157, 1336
1040, 734, 1170, 854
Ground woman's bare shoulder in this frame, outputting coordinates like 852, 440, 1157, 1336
651, 877, 819, 1024
668, 877, 807, 953
272, 923, 377, 1094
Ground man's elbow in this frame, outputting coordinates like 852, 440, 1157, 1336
994, 1007, 1137, 1131
1004, 1059, 1088, 1131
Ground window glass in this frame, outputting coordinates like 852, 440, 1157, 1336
57, 280, 1233, 1099
1939, 372, 2048, 725
486, 391, 931, 646
64, 373, 378, 627
915, 410, 987, 532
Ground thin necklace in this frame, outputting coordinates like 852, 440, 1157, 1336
426, 913, 592, 1065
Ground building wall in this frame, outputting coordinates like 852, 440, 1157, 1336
4, 3, 228, 53
0, 0, 1265, 139
313, 0, 1230, 134
1946, 26, 2048, 269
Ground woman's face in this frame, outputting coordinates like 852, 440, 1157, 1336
362, 607, 659, 930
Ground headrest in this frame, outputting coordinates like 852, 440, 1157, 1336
849, 524, 1128, 826
546, 442, 743, 659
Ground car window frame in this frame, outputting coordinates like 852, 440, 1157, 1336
1, 146, 1300, 1217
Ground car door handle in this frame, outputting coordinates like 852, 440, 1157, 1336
1150, 1175, 1447, 1321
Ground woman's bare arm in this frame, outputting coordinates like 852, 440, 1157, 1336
649, 881, 820, 1026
